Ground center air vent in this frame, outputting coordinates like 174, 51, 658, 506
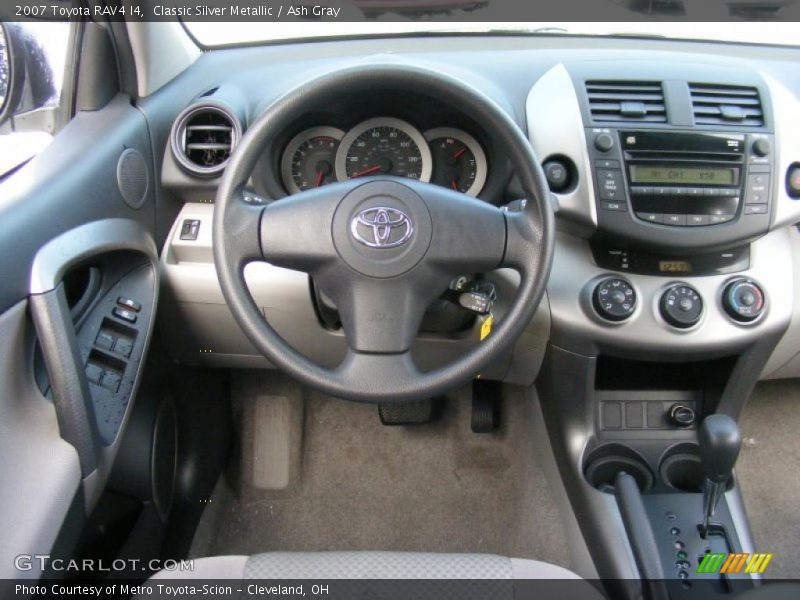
586, 81, 667, 123
171, 103, 242, 177
689, 84, 764, 127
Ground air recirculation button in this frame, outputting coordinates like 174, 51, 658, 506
660, 284, 703, 329
723, 279, 765, 322
593, 278, 637, 322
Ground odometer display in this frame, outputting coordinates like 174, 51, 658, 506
335, 118, 432, 183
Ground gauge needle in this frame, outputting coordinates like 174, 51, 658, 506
452, 147, 467, 159
451, 179, 459, 191
350, 165, 382, 179
315, 171, 325, 187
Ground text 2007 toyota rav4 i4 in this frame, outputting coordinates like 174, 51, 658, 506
1, 7, 800, 600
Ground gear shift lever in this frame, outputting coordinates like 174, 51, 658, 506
698, 414, 742, 537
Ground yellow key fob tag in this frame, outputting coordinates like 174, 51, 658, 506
479, 314, 494, 341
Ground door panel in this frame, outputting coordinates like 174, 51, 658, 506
0, 70, 160, 579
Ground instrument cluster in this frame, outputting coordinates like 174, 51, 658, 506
280, 117, 488, 197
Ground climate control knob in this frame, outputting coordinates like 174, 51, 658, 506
660, 284, 703, 329
723, 279, 765, 322
593, 278, 636, 322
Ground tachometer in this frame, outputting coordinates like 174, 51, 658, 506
335, 118, 432, 182
281, 126, 344, 194
424, 127, 487, 197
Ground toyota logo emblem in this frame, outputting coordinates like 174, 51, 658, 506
350, 207, 414, 249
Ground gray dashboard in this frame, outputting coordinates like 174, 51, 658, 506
146, 34, 800, 381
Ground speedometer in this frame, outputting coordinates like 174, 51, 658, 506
335, 118, 432, 183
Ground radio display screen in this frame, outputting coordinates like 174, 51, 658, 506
630, 166, 737, 186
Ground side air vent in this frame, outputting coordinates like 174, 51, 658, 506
689, 84, 764, 127
170, 103, 242, 177
585, 81, 667, 123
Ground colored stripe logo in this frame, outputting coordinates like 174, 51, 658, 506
697, 553, 773, 574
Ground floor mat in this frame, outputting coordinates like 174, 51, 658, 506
737, 379, 800, 579
190, 372, 570, 568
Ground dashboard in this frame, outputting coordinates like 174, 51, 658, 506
153, 34, 800, 384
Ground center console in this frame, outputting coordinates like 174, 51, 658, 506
526, 60, 800, 599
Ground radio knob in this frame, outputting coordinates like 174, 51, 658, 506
723, 279, 765, 322
594, 133, 615, 153
660, 284, 703, 329
592, 277, 636, 322
752, 139, 771, 157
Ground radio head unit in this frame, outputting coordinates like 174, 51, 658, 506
587, 128, 773, 250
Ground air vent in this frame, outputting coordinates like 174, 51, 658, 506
689, 84, 764, 127
586, 81, 667, 123
171, 103, 241, 177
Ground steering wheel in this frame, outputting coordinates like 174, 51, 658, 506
213, 63, 554, 403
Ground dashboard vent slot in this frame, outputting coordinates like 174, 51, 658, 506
689, 84, 764, 127
171, 104, 241, 177
585, 81, 666, 123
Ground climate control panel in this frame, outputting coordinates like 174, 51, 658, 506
590, 277, 768, 328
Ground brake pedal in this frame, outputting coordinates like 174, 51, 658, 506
379, 399, 434, 426
471, 379, 501, 433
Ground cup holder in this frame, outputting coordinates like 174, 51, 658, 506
584, 444, 653, 493
660, 444, 705, 493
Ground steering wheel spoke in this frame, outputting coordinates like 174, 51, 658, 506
335, 348, 419, 397
216, 189, 266, 269
411, 182, 507, 275
319, 274, 439, 354
260, 185, 342, 273
500, 207, 544, 277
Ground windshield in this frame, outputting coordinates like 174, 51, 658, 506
187, 20, 800, 48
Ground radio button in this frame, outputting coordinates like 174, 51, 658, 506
597, 169, 624, 200
745, 204, 768, 215
687, 215, 709, 226
664, 214, 687, 226
745, 174, 770, 205
636, 212, 663, 224
709, 214, 735, 224
601, 201, 627, 212
595, 159, 620, 169
703, 188, 718, 196
719, 189, 738, 197
687, 187, 704, 196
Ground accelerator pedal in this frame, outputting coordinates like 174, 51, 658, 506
471, 379, 501, 433
379, 399, 435, 426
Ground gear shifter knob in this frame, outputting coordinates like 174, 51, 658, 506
699, 414, 741, 536
699, 414, 742, 484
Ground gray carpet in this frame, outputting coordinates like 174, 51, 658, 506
737, 379, 800, 579
190, 372, 570, 568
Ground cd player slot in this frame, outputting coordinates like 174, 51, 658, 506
624, 152, 743, 162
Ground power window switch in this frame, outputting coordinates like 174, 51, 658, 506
101, 371, 121, 394
117, 297, 141, 312
114, 338, 133, 358
85, 363, 104, 385
113, 307, 137, 323
179, 219, 201, 241
95, 331, 116, 352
